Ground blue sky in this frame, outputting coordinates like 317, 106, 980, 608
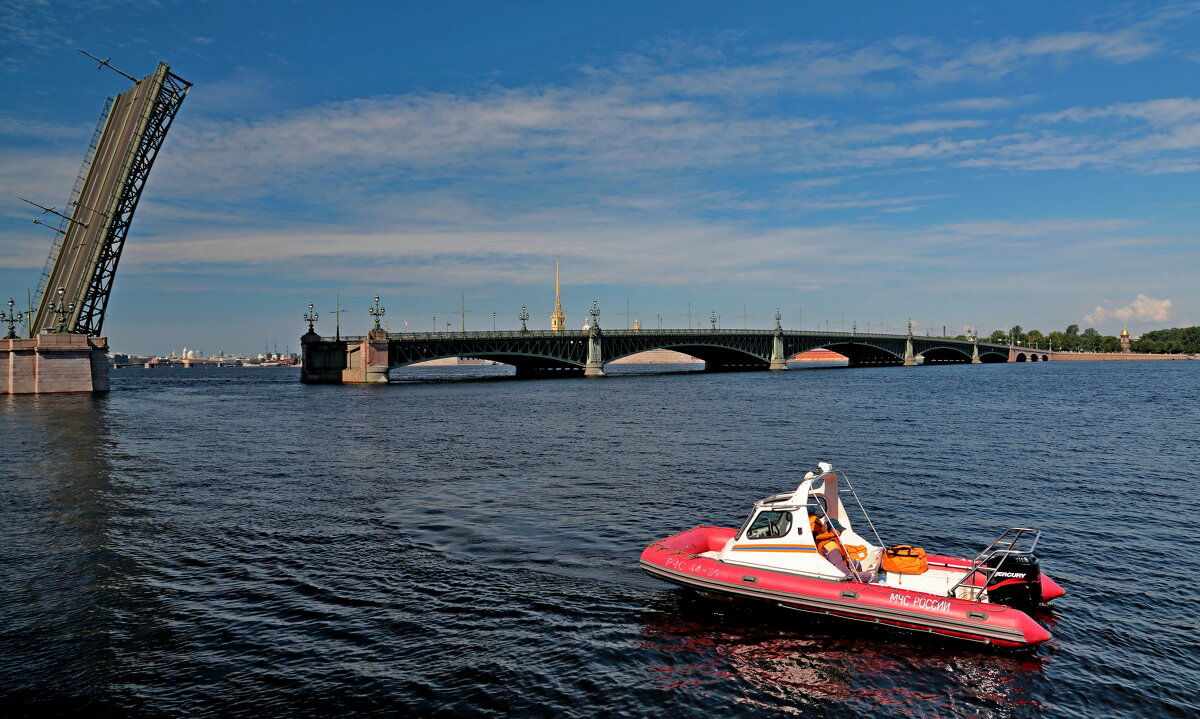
2, 1, 1198, 354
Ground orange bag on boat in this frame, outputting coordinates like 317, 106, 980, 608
841, 544, 868, 561
882, 545, 928, 574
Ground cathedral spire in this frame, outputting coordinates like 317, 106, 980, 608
551, 258, 566, 332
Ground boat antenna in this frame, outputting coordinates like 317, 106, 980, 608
835, 469, 885, 549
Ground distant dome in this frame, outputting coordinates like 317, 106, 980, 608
1120, 326, 1130, 337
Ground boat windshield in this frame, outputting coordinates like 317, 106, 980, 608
745, 510, 792, 539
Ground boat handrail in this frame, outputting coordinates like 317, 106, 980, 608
946, 527, 1041, 600
833, 470, 885, 550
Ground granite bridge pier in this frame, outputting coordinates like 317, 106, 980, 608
300, 309, 1047, 384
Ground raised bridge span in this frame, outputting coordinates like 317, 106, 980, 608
300, 323, 1049, 384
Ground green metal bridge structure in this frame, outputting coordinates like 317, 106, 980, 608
300, 307, 1048, 384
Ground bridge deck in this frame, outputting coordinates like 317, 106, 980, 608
301, 328, 1038, 383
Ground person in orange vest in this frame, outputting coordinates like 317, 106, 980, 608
808, 507, 842, 557
809, 505, 869, 579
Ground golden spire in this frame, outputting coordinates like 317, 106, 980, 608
551, 258, 566, 332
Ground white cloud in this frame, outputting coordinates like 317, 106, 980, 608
1084, 293, 1173, 324
937, 218, 1138, 238
924, 96, 1033, 113
1035, 98, 1200, 126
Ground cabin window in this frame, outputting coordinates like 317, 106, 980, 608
806, 496, 828, 517
745, 510, 792, 540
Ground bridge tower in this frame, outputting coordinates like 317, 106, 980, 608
550, 259, 566, 332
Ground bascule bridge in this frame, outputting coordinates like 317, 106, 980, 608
1, 56, 190, 394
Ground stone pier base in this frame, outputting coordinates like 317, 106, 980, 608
2, 334, 110, 394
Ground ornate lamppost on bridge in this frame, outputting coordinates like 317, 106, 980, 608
585, 299, 604, 377
48, 287, 75, 334
770, 307, 788, 371
903, 318, 916, 366
710, 310, 718, 331
519, 305, 529, 333
2, 298, 25, 339
303, 303, 319, 334
368, 295, 386, 332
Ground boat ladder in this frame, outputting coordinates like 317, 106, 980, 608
947, 527, 1040, 601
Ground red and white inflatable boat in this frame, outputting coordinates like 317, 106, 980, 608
640, 462, 1065, 647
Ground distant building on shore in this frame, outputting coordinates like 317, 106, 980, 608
1120, 326, 1131, 354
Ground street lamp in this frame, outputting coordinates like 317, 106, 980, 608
48, 287, 74, 334
1, 298, 24, 339
519, 305, 529, 332
303, 303, 318, 333
368, 295, 385, 331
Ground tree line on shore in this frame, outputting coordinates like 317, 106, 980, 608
972, 324, 1199, 354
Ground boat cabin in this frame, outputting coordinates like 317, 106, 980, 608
711, 464, 884, 581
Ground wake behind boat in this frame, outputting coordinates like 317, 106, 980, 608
640, 462, 1065, 647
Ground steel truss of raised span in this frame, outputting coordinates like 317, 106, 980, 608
301, 327, 1046, 383
31, 62, 190, 337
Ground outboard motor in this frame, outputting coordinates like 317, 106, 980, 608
985, 554, 1042, 608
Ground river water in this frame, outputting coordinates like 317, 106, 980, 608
1, 360, 1197, 718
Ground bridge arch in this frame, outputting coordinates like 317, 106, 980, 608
610, 343, 769, 371
394, 351, 586, 376
917, 346, 973, 364
1015, 352, 1028, 362
817, 342, 904, 367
